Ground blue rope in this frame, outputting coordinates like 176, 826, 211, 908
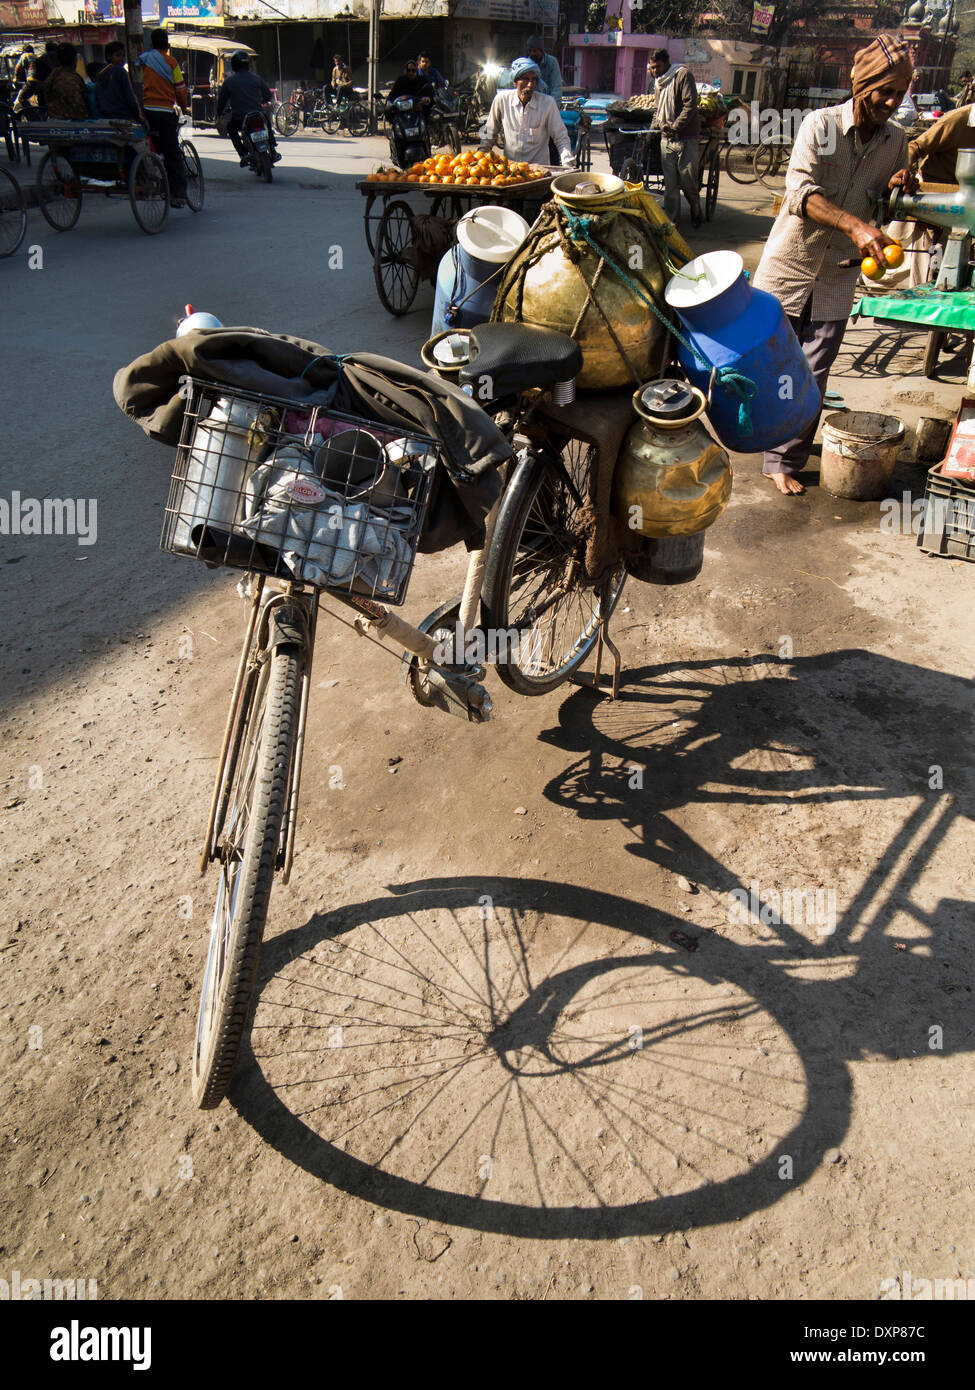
562, 209, 758, 438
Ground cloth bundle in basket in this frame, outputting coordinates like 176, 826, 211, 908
238, 440, 415, 592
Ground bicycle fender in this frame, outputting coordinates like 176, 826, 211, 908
268, 604, 307, 650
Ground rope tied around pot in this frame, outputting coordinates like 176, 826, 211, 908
561, 209, 758, 439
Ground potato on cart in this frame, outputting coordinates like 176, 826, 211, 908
358, 149, 552, 316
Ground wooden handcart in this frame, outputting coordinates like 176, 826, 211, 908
27, 120, 204, 235
357, 173, 553, 316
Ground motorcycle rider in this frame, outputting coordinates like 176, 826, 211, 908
386, 58, 435, 110
217, 51, 281, 166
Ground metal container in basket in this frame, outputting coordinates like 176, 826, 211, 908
160, 378, 439, 606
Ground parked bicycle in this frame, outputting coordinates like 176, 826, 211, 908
142, 318, 630, 1107
273, 84, 320, 137
753, 136, 792, 189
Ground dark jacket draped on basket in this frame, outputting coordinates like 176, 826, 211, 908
113, 327, 513, 553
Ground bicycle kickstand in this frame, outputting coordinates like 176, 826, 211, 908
571, 591, 622, 700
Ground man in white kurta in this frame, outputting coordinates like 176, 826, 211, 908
480, 57, 573, 169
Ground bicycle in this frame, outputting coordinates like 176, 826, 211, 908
321, 92, 370, 137
274, 85, 320, 138
155, 322, 628, 1107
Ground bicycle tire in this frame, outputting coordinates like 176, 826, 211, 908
723, 141, 758, 185
754, 141, 789, 189
322, 107, 341, 135
0, 166, 27, 258
180, 139, 205, 211
275, 104, 299, 137
128, 149, 169, 235
36, 150, 81, 231
482, 442, 626, 696
192, 643, 302, 1109
346, 102, 369, 137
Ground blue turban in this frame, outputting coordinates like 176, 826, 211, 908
510, 57, 541, 81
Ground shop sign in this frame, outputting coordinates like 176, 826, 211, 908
162, 0, 222, 17
750, 3, 775, 34
0, 1, 47, 25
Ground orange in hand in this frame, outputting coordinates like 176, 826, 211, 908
882, 241, 904, 268
861, 255, 885, 281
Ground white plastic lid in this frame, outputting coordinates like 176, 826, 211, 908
664, 250, 744, 309
456, 206, 530, 264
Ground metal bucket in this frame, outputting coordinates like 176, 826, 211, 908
820, 411, 905, 500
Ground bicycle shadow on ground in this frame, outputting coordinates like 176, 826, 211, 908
537, 649, 974, 1064
232, 876, 853, 1239
229, 650, 972, 1239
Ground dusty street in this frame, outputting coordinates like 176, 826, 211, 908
1, 129, 973, 1306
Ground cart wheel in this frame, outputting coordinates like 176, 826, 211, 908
129, 150, 169, 234
705, 152, 719, 221
363, 191, 384, 255
36, 151, 81, 231
0, 166, 27, 258
374, 198, 419, 316
180, 140, 205, 212
576, 130, 592, 172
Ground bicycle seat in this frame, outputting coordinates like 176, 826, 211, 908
459, 323, 582, 394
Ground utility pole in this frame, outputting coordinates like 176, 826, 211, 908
123, 0, 144, 105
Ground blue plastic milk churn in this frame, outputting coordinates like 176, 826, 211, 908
432, 205, 530, 337
663, 250, 820, 453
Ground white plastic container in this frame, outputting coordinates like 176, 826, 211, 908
172, 397, 262, 554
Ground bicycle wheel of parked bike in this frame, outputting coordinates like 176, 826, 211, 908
482, 438, 627, 696
754, 141, 790, 189
275, 104, 300, 137
0, 166, 27, 258
192, 642, 302, 1109
322, 106, 341, 135
723, 141, 758, 184
346, 102, 369, 137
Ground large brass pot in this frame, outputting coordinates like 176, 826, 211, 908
494, 212, 667, 389
612, 380, 732, 538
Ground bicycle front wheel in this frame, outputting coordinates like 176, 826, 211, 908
723, 141, 757, 184
192, 643, 302, 1109
482, 441, 626, 696
754, 141, 789, 188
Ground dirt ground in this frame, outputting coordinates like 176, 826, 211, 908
1, 167, 974, 1303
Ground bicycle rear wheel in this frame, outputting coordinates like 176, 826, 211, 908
482, 440, 626, 696
275, 104, 299, 137
723, 142, 758, 184
754, 141, 789, 189
0, 166, 27, 257
192, 642, 302, 1109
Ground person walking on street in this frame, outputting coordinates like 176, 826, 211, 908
217, 51, 281, 165
95, 42, 142, 123
752, 34, 914, 495
649, 48, 702, 229
480, 57, 573, 168
138, 29, 189, 207
43, 44, 88, 121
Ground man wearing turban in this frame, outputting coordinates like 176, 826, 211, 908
480, 56, 574, 169
752, 34, 915, 494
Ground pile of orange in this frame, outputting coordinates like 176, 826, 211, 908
398, 150, 546, 187
365, 166, 401, 182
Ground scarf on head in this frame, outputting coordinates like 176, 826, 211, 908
851, 34, 913, 128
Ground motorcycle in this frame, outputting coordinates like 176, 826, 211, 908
386, 94, 431, 171
240, 108, 276, 183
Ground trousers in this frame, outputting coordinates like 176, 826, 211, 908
144, 108, 186, 200
762, 298, 848, 477
660, 136, 700, 226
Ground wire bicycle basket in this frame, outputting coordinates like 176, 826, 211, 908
160, 378, 440, 606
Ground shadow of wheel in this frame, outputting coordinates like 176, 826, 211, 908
374, 197, 419, 315
231, 876, 851, 1238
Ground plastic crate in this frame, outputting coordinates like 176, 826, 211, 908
916, 464, 975, 562
160, 379, 439, 604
